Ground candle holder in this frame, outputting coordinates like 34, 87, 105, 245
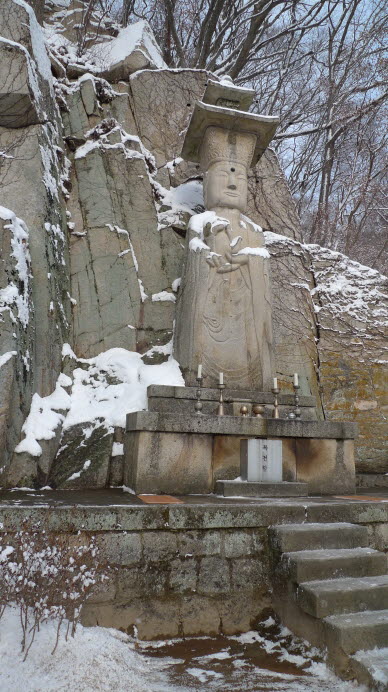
293, 383, 301, 419
271, 387, 280, 419
194, 376, 203, 414
217, 383, 225, 416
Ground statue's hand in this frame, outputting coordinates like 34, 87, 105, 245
204, 220, 229, 238
229, 235, 242, 250
216, 263, 240, 273
204, 222, 212, 238
225, 251, 249, 266
206, 254, 223, 268
212, 221, 229, 235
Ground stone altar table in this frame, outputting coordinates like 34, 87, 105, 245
124, 403, 357, 496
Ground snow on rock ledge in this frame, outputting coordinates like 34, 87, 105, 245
306, 241, 387, 474
307, 243, 388, 331
17, 345, 184, 489
88, 20, 167, 82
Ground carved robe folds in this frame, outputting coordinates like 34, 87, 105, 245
174, 211, 273, 389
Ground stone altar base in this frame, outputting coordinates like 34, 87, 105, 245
215, 480, 308, 497
124, 389, 357, 496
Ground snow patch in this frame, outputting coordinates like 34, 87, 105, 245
14, 0, 54, 89
189, 237, 210, 252
0, 606, 169, 692
0, 207, 31, 328
67, 459, 91, 481
87, 20, 167, 73
0, 351, 17, 369
60, 347, 184, 431
15, 379, 71, 457
189, 210, 228, 237
152, 291, 176, 303
235, 246, 270, 258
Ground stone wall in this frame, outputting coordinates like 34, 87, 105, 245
85, 526, 271, 638
1, 499, 387, 638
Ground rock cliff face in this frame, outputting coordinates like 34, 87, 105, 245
308, 247, 388, 481
0, 0, 386, 488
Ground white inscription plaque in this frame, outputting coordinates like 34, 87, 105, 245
240, 439, 282, 482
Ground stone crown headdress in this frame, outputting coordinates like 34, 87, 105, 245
200, 127, 256, 171
181, 80, 279, 170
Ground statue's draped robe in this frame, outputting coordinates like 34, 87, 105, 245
174, 214, 273, 390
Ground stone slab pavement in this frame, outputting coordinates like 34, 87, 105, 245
0, 489, 387, 532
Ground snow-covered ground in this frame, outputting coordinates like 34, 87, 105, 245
0, 607, 368, 691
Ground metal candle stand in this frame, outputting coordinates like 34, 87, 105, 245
194, 376, 203, 414
217, 383, 225, 416
293, 383, 302, 419
192, 373, 299, 419
271, 387, 280, 419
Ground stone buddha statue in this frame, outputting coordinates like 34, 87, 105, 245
174, 125, 274, 390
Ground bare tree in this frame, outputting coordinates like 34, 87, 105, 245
111, 0, 387, 269
114, 0, 332, 74
261, 0, 388, 270
70, 1, 387, 270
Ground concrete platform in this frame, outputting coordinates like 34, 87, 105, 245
215, 480, 308, 497
0, 490, 386, 641
126, 411, 357, 438
0, 488, 387, 529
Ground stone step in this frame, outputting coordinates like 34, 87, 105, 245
324, 609, 388, 654
215, 480, 308, 498
349, 647, 388, 691
297, 575, 388, 618
269, 522, 368, 552
282, 547, 386, 583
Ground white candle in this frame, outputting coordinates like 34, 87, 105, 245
219, 372, 223, 385
197, 363, 202, 379
294, 372, 299, 386
273, 377, 278, 389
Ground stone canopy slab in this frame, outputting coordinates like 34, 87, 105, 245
181, 101, 279, 166
202, 79, 255, 111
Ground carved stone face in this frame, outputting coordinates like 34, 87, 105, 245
204, 160, 248, 213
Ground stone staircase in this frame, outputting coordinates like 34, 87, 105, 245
269, 522, 388, 688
